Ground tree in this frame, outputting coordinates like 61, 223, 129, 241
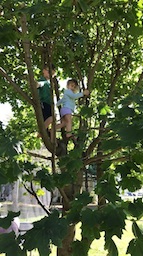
0, 0, 143, 255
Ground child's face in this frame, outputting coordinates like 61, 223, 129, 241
67, 82, 77, 92
43, 68, 55, 79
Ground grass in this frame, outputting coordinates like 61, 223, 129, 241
88, 220, 134, 256
0, 220, 136, 256
75, 220, 134, 256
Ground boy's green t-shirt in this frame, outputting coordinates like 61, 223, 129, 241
38, 77, 51, 104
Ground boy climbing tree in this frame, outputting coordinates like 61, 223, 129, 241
37, 64, 56, 142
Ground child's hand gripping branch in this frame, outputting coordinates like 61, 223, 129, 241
56, 79, 89, 140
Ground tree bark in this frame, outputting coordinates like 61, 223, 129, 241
57, 225, 75, 256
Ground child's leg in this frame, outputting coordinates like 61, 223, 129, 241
44, 116, 53, 130
37, 116, 53, 139
64, 114, 72, 138
49, 118, 66, 143
56, 118, 66, 130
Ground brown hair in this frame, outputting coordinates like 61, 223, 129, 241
67, 79, 78, 89
43, 63, 55, 71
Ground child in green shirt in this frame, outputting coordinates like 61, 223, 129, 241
37, 64, 56, 138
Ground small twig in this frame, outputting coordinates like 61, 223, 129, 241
46, 42, 56, 174
23, 182, 50, 215
87, 22, 118, 89
26, 151, 53, 161
73, 60, 85, 90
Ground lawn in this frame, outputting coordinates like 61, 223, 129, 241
88, 221, 134, 256
75, 220, 134, 256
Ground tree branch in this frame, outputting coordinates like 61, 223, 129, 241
107, 68, 121, 106
132, 70, 143, 95
23, 182, 50, 215
87, 22, 118, 89
58, 187, 70, 208
27, 150, 53, 161
84, 152, 128, 166
46, 42, 57, 173
84, 146, 124, 165
0, 67, 34, 106
73, 60, 85, 90
20, 12, 53, 153
85, 137, 101, 157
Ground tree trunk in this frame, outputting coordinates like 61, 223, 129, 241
57, 169, 83, 256
57, 225, 75, 256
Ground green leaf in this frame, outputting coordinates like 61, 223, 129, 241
132, 151, 143, 164
0, 24, 17, 46
102, 137, 121, 151
78, 0, 89, 12
71, 192, 92, 209
80, 106, 94, 118
67, 192, 92, 223
66, 158, 83, 173
81, 208, 101, 240
127, 237, 143, 256
36, 169, 55, 191
105, 238, 118, 256
132, 221, 143, 238
0, 172, 8, 184
101, 204, 126, 239
72, 240, 89, 256
100, 107, 107, 115
60, 0, 72, 7
101, 160, 111, 170
0, 159, 21, 183
81, 208, 101, 227
99, 104, 111, 116
95, 173, 121, 203
0, 211, 20, 229
23, 211, 68, 255
0, 233, 25, 256
128, 199, 143, 219
53, 172, 73, 187
0, 125, 21, 157
120, 176, 142, 192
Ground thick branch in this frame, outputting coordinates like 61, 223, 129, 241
53, 76, 60, 101
85, 137, 101, 157
84, 151, 128, 166
20, 13, 53, 152
58, 187, 70, 208
0, 67, 34, 106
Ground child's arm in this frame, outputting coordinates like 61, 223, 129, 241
57, 98, 63, 107
36, 81, 40, 88
65, 89, 89, 99
65, 89, 83, 99
36, 81, 45, 88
